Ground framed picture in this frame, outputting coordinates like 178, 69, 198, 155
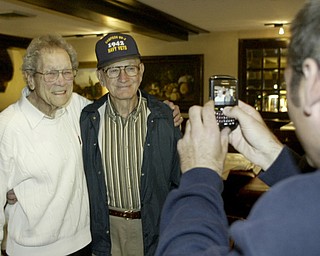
73, 61, 104, 100
141, 54, 204, 112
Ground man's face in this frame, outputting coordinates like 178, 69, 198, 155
99, 58, 144, 102
30, 48, 74, 114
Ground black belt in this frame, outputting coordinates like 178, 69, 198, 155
109, 209, 141, 219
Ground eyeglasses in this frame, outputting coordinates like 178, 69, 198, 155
35, 69, 77, 82
103, 65, 140, 78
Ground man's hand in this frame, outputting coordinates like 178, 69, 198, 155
7, 189, 17, 205
163, 100, 183, 127
224, 100, 284, 170
177, 100, 229, 176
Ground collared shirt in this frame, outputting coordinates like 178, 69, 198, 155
103, 90, 149, 210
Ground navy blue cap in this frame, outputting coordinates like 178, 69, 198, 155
95, 33, 141, 68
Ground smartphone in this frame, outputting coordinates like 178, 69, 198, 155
209, 75, 238, 130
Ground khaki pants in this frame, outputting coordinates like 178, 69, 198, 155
110, 215, 144, 256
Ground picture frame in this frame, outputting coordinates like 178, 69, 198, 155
140, 54, 204, 112
73, 61, 104, 100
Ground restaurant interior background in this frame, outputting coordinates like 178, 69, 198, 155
0, 0, 306, 222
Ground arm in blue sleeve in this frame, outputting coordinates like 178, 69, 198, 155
156, 168, 231, 256
259, 146, 302, 186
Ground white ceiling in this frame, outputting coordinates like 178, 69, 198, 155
0, 0, 307, 39
138, 0, 306, 32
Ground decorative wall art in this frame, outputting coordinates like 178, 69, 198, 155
140, 54, 204, 112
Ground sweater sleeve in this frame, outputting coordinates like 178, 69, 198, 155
259, 146, 302, 186
0, 107, 14, 245
155, 168, 230, 256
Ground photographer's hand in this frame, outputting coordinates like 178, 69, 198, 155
178, 100, 229, 176
224, 100, 284, 170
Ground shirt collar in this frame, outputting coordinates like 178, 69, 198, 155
107, 89, 144, 121
19, 87, 67, 129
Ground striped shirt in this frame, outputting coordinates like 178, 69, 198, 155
103, 91, 149, 210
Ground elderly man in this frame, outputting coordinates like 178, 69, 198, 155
80, 33, 182, 256
0, 34, 92, 256
156, 1, 320, 255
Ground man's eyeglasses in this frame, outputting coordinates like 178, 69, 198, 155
35, 69, 77, 82
102, 65, 140, 78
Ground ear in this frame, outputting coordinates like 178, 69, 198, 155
302, 58, 320, 115
139, 62, 145, 74
138, 63, 145, 84
25, 72, 36, 90
96, 69, 107, 87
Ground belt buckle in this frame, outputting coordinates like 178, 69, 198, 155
124, 210, 133, 220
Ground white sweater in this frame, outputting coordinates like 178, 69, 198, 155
0, 90, 91, 256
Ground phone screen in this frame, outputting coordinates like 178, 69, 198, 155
209, 75, 238, 130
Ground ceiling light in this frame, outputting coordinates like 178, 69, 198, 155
264, 23, 290, 35
278, 26, 284, 35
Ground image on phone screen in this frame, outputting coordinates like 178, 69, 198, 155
209, 75, 238, 130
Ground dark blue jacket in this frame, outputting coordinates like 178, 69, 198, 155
80, 91, 181, 256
